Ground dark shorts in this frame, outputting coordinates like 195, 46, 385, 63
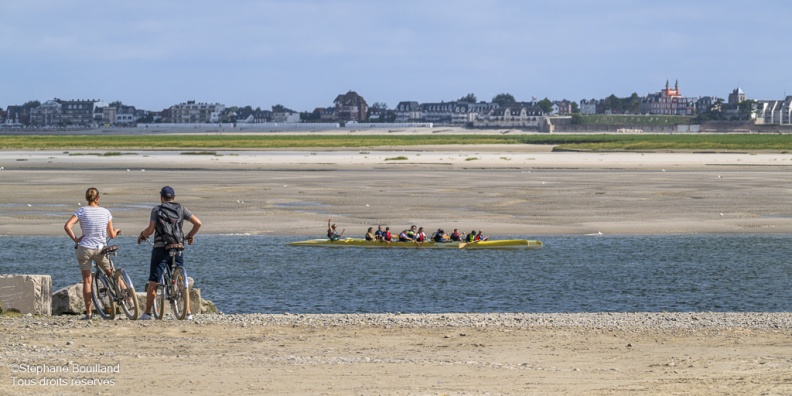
148, 247, 184, 283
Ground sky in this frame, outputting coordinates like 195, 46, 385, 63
1, 0, 790, 112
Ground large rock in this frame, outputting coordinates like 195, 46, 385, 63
52, 282, 85, 315
0, 274, 52, 315
200, 293, 219, 314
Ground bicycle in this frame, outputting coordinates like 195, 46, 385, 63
144, 239, 190, 320
89, 238, 140, 320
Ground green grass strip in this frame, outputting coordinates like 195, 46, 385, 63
1, 134, 791, 151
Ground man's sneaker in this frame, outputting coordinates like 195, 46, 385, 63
185, 313, 193, 320
138, 313, 153, 320
80, 314, 92, 320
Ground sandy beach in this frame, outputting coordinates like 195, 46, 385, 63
3, 142, 792, 394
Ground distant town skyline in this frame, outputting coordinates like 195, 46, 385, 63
1, 1, 790, 112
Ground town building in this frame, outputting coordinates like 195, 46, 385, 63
170, 101, 225, 123
271, 110, 300, 123
579, 99, 598, 115
5, 106, 28, 125
29, 100, 63, 126
420, 102, 456, 123
728, 88, 746, 105
395, 101, 421, 122
28, 98, 104, 126
333, 91, 368, 122
252, 109, 273, 123
318, 107, 336, 121
551, 100, 573, 115
62, 99, 104, 125
451, 102, 500, 125
640, 80, 697, 115
696, 96, 720, 113
113, 105, 137, 125
755, 97, 792, 125
473, 104, 544, 128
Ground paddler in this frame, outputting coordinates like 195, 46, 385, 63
432, 228, 448, 243
327, 218, 345, 241
406, 225, 417, 240
415, 227, 427, 242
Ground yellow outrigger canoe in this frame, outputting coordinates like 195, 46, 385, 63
288, 238, 543, 250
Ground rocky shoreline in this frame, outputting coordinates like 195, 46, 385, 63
5, 311, 792, 332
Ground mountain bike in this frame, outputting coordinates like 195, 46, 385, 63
90, 240, 140, 320
144, 240, 190, 320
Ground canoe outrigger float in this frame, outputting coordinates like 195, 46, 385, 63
288, 238, 543, 250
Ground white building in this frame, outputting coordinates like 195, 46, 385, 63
755, 97, 792, 125
473, 105, 544, 128
579, 99, 598, 115
170, 101, 225, 123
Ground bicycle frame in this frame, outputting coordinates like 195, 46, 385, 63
146, 239, 190, 320
90, 241, 139, 320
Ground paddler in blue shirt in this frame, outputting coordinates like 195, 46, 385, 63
432, 228, 449, 243
374, 225, 385, 240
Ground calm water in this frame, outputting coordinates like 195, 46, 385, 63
1, 234, 789, 314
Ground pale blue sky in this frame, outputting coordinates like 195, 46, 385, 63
1, 0, 788, 112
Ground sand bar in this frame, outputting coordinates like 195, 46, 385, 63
1, 147, 792, 236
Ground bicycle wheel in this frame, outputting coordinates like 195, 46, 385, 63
171, 267, 189, 320
91, 272, 116, 320
116, 268, 140, 320
154, 280, 166, 320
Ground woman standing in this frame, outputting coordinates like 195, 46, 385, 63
64, 187, 120, 320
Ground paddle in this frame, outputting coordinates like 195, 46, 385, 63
458, 240, 479, 249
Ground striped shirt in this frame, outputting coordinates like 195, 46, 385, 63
74, 206, 112, 249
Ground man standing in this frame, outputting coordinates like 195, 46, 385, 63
137, 186, 202, 320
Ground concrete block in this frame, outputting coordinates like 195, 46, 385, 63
0, 274, 52, 315
52, 282, 85, 315
189, 287, 201, 315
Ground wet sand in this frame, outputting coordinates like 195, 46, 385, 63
2, 147, 792, 237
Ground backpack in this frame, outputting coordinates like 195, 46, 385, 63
156, 202, 184, 246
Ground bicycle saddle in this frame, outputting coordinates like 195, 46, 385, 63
101, 245, 119, 254
166, 243, 185, 250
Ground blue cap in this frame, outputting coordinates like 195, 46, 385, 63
160, 186, 175, 199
